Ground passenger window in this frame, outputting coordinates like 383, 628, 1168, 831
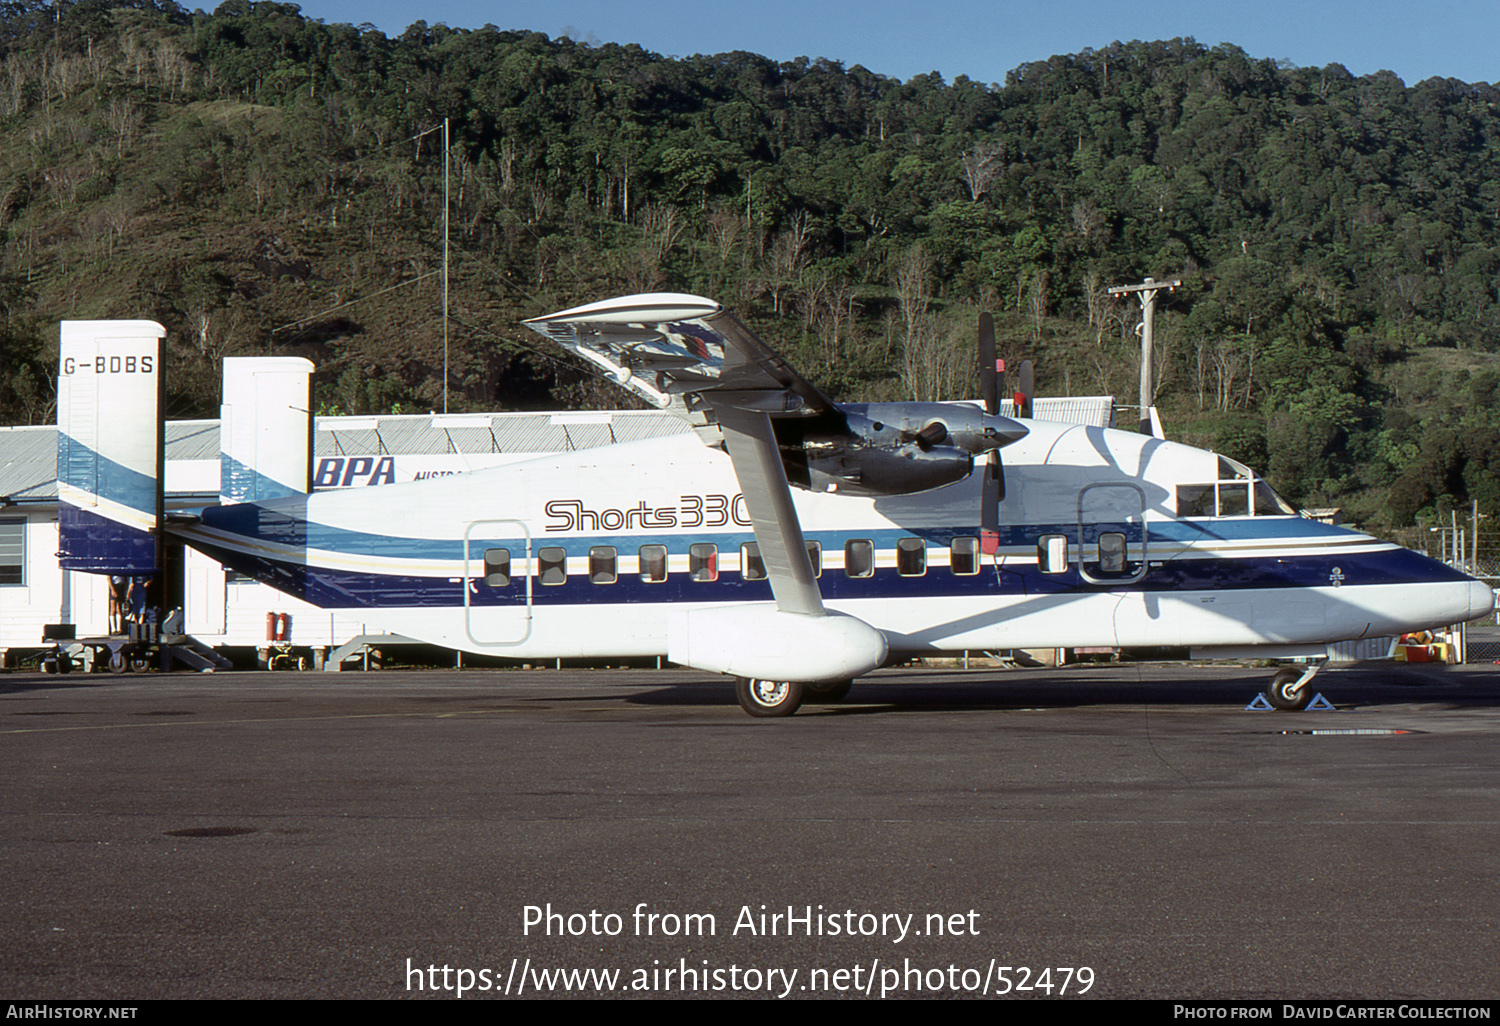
740, 541, 818, 580
741, 542, 765, 581
1038, 534, 1069, 573
1097, 532, 1126, 574
639, 544, 668, 583
896, 538, 926, 576
950, 536, 980, 575
537, 546, 568, 585
589, 546, 617, 584
844, 539, 874, 578
689, 543, 718, 582
483, 548, 510, 587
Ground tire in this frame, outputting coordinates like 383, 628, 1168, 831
56, 655, 72, 674
107, 650, 129, 674
804, 679, 852, 704
735, 677, 805, 718
1266, 666, 1312, 711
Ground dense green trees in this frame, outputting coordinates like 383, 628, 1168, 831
2, 1, 1499, 528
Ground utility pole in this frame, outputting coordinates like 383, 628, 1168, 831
442, 117, 450, 415
1108, 276, 1181, 436
1473, 499, 1487, 576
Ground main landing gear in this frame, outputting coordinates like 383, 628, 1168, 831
1264, 661, 1326, 711
736, 677, 804, 717
734, 677, 854, 717
804, 679, 853, 704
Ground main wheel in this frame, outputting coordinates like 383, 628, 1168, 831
1265, 667, 1313, 711
735, 677, 805, 718
804, 679, 852, 704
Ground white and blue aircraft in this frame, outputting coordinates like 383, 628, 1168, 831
55, 295, 1494, 716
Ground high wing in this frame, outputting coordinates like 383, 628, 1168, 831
522, 293, 835, 420
524, 293, 830, 617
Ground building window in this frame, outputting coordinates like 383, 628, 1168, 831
0, 519, 21, 585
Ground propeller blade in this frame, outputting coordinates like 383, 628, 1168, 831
1014, 360, 1034, 419
981, 450, 1003, 554
978, 312, 1000, 416
978, 312, 1006, 554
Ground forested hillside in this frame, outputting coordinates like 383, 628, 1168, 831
2, 0, 1500, 527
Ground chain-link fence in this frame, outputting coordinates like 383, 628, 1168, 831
1382, 524, 1500, 583
1382, 521, 1500, 662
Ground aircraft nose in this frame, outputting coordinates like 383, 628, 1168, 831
1471, 580, 1497, 621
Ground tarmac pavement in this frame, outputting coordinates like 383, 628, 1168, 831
3, 661, 1499, 999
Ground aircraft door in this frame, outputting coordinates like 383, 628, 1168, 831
1077, 483, 1147, 586
463, 519, 532, 646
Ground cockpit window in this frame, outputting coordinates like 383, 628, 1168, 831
1218, 456, 1250, 480
1218, 481, 1249, 517
1176, 484, 1214, 518
1254, 479, 1297, 516
1176, 456, 1296, 518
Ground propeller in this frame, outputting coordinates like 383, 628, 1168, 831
1014, 360, 1034, 419
979, 312, 1003, 554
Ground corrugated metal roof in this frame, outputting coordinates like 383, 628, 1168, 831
1, 400, 1120, 503
314, 410, 695, 457
166, 420, 221, 460
1004, 396, 1115, 428
0, 425, 57, 502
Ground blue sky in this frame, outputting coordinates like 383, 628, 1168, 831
279, 0, 1499, 87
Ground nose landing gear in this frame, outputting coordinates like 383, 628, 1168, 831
1264, 661, 1326, 712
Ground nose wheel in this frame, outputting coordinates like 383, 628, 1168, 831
1264, 662, 1324, 711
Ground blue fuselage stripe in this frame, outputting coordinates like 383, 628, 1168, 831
187, 536, 1465, 610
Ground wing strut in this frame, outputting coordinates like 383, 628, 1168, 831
712, 402, 824, 618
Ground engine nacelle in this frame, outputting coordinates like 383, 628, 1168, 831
776, 402, 1026, 497
806, 443, 973, 496
666, 605, 888, 682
